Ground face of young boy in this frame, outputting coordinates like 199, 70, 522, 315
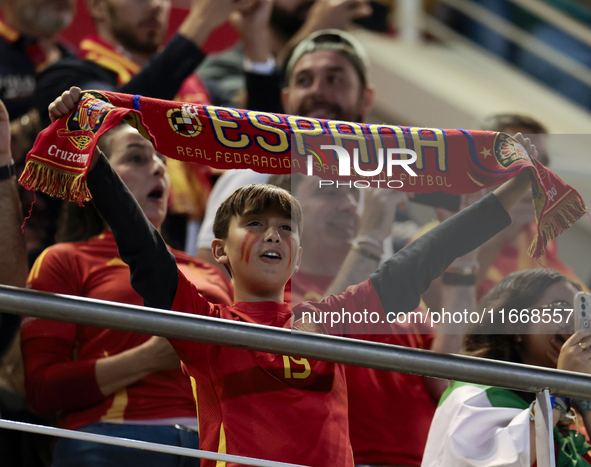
215, 209, 302, 300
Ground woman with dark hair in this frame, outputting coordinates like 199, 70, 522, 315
20, 124, 233, 467
422, 268, 591, 467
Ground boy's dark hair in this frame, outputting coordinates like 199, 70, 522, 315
213, 183, 304, 240
463, 268, 580, 363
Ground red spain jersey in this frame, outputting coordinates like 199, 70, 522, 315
345, 329, 436, 466
290, 270, 334, 305
169, 271, 394, 467
22, 232, 233, 430
290, 269, 437, 465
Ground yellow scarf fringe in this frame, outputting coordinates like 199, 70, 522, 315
19, 159, 91, 204
529, 192, 588, 258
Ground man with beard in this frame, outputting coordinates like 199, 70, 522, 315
281, 28, 374, 121
198, 0, 371, 109
33, 0, 254, 253
34, 0, 247, 128
278, 30, 478, 467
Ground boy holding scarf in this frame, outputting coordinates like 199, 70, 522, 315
34, 86, 548, 466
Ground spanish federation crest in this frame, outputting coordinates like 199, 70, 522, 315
167, 108, 203, 138
493, 132, 530, 168
57, 91, 113, 151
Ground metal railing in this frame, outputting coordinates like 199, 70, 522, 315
437, 0, 591, 88
1, 284, 587, 467
2, 284, 591, 399
0, 420, 308, 467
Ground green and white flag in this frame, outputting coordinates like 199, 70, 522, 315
421, 382, 590, 467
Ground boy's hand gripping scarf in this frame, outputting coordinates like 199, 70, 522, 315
19, 91, 587, 258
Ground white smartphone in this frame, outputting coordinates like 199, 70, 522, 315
574, 291, 591, 331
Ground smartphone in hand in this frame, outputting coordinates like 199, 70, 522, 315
574, 291, 591, 331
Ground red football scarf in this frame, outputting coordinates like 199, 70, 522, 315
19, 91, 587, 258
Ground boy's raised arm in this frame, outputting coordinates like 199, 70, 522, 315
370, 168, 532, 317
49, 87, 179, 310
87, 153, 179, 310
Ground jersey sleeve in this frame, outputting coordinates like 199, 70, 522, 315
23, 244, 80, 341
22, 245, 105, 414
35, 35, 207, 128
294, 278, 389, 337
27, 244, 82, 295
167, 268, 222, 363
20, 336, 104, 414
117, 35, 206, 99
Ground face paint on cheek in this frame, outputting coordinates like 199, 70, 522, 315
240, 231, 258, 264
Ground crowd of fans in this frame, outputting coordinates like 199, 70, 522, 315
1, 1, 591, 466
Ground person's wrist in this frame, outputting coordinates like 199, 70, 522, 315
351, 243, 382, 262
352, 235, 383, 251
448, 259, 479, 270
243, 29, 272, 63
356, 225, 388, 241
0, 158, 16, 181
243, 47, 273, 65
492, 169, 532, 211
529, 397, 571, 422
552, 396, 570, 421
132, 341, 157, 373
